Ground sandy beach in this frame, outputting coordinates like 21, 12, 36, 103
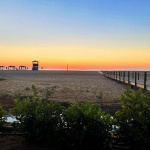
0, 70, 127, 114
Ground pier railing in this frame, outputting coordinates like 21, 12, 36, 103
103, 71, 150, 90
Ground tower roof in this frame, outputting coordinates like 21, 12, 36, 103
32, 60, 38, 62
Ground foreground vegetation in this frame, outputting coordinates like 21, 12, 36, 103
0, 86, 150, 149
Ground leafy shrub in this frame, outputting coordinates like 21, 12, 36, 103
115, 88, 150, 149
25, 86, 30, 90
62, 101, 112, 149
0, 105, 6, 130
11, 85, 150, 149
12, 85, 65, 144
12, 85, 114, 149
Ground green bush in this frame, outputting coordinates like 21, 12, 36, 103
115, 88, 150, 149
12, 86, 113, 149
12, 85, 65, 144
0, 105, 6, 130
11, 85, 150, 149
62, 101, 112, 149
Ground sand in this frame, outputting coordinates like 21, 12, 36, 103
0, 70, 128, 114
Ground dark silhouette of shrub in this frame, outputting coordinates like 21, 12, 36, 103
12, 86, 112, 149
115, 88, 150, 149
0, 105, 6, 130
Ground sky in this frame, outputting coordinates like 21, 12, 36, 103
0, 0, 150, 70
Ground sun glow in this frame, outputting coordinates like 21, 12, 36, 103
1, 45, 150, 70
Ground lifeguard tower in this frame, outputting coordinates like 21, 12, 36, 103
32, 60, 39, 71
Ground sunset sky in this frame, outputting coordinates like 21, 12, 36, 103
0, 0, 150, 70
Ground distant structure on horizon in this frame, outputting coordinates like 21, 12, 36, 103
19, 66, 27, 70
32, 60, 39, 71
0, 66, 4, 70
8, 66, 16, 70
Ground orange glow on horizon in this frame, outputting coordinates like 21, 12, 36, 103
1, 45, 150, 70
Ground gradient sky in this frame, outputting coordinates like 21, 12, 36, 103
0, 0, 150, 70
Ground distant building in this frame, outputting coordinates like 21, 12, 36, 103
8, 66, 16, 70
19, 66, 27, 70
0, 66, 4, 70
32, 60, 39, 71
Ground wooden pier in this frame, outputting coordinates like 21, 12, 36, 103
103, 71, 149, 90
